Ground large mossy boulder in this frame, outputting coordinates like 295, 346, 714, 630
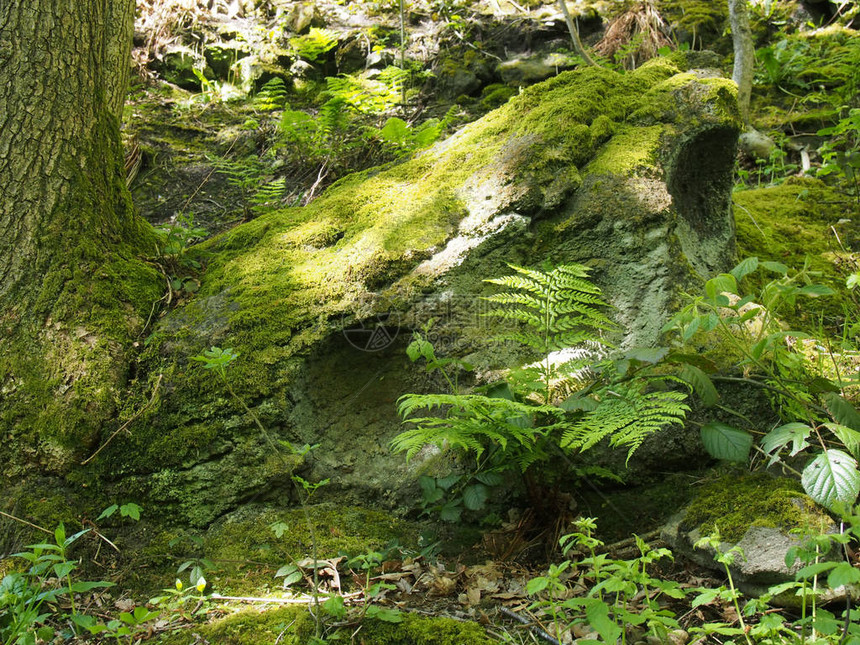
3, 58, 742, 531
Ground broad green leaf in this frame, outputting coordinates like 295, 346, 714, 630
801, 450, 860, 511
418, 475, 438, 498
462, 484, 489, 511
436, 474, 460, 490
761, 261, 789, 274
366, 605, 403, 623
730, 257, 759, 282
474, 471, 504, 487
701, 422, 753, 462
120, 503, 142, 521
439, 501, 462, 522
586, 601, 622, 644
823, 392, 860, 432
824, 423, 860, 459
827, 561, 860, 588
379, 117, 412, 144
69, 581, 114, 592
682, 316, 701, 341
705, 273, 738, 300
526, 577, 549, 595
760, 423, 812, 464
624, 347, 670, 364
97, 504, 118, 521
797, 284, 835, 297
795, 561, 837, 581
679, 364, 719, 407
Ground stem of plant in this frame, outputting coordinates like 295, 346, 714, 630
223, 377, 323, 637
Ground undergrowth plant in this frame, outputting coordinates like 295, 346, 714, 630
393, 264, 690, 517
0, 524, 114, 645
191, 347, 330, 639
663, 257, 860, 510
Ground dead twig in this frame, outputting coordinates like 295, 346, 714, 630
81, 373, 163, 465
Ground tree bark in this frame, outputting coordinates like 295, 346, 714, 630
558, 0, 601, 68
0, 0, 162, 473
728, 0, 754, 126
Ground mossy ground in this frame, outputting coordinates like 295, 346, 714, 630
682, 471, 831, 543
733, 176, 858, 327
155, 606, 494, 645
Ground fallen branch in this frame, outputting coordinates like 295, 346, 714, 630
81, 373, 163, 465
0, 510, 53, 535
210, 591, 364, 605
499, 606, 560, 645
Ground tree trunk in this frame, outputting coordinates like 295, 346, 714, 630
728, 0, 754, 126
0, 0, 162, 474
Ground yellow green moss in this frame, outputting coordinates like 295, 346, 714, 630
683, 472, 831, 543
733, 177, 855, 324
586, 125, 663, 175
155, 606, 494, 645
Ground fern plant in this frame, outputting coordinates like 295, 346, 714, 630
392, 264, 691, 497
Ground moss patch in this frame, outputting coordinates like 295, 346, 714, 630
156, 607, 494, 645
733, 176, 857, 325
682, 472, 831, 543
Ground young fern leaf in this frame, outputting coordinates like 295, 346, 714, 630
561, 382, 690, 463
393, 393, 561, 463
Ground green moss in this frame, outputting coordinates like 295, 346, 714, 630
683, 472, 831, 542
0, 107, 163, 475
155, 607, 494, 645
586, 125, 663, 175
480, 83, 516, 109
206, 503, 415, 564
733, 177, 856, 325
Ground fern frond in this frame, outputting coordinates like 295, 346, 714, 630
561, 384, 689, 464
393, 393, 562, 462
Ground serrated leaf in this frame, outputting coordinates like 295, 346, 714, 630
730, 257, 759, 282
439, 501, 462, 522
120, 503, 142, 521
474, 471, 504, 487
828, 562, 860, 588
379, 117, 412, 144
795, 561, 837, 581
586, 601, 623, 644
824, 423, 860, 459
97, 504, 118, 522
69, 581, 114, 592
436, 474, 460, 490
761, 261, 789, 274
801, 450, 860, 511
705, 274, 738, 300
823, 392, 860, 432
798, 284, 835, 297
462, 484, 489, 511
701, 422, 752, 462
526, 577, 549, 595
761, 423, 812, 465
